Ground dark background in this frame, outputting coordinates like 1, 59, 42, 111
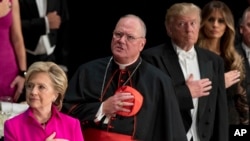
67, 0, 248, 79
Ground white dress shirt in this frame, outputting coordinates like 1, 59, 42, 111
174, 43, 200, 141
26, 0, 55, 55
242, 42, 250, 66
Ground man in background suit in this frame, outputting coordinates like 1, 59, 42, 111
236, 6, 250, 119
18, 0, 69, 70
142, 3, 228, 141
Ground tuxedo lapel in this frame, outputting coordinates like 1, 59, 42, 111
163, 43, 192, 132
195, 47, 211, 120
163, 43, 186, 85
236, 45, 250, 105
236, 46, 250, 82
47, 0, 57, 13
25, 0, 39, 17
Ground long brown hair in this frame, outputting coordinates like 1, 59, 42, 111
198, 1, 245, 83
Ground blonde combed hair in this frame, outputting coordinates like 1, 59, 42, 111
165, 3, 201, 28
25, 61, 68, 110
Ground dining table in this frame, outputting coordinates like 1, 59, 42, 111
0, 101, 29, 138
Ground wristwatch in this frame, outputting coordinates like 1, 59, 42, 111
19, 70, 27, 78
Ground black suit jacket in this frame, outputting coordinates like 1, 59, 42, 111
142, 41, 228, 141
235, 43, 250, 107
19, 0, 69, 51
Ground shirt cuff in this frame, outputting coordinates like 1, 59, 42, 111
44, 16, 50, 34
94, 103, 105, 123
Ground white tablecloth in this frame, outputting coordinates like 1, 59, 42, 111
0, 102, 29, 137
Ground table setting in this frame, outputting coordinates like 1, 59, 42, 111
0, 96, 28, 138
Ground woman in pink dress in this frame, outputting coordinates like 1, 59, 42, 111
4, 62, 84, 141
0, 0, 27, 102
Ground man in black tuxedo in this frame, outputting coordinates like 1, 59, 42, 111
142, 2, 228, 141
235, 7, 250, 116
18, 0, 69, 69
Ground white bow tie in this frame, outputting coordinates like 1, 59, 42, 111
178, 50, 196, 60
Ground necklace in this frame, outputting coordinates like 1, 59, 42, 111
99, 57, 142, 101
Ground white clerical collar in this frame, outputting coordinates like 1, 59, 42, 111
114, 58, 138, 70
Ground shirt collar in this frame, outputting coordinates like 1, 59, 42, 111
114, 57, 141, 70
173, 43, 196, 60
242, 42, 250, 58
26, 105, 61, 124
172, 42, 195, 54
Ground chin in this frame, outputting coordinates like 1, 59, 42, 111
113, 52, 125, 58
28, 102, 39, 108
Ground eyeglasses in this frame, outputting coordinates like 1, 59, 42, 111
113, 31, 143, 42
